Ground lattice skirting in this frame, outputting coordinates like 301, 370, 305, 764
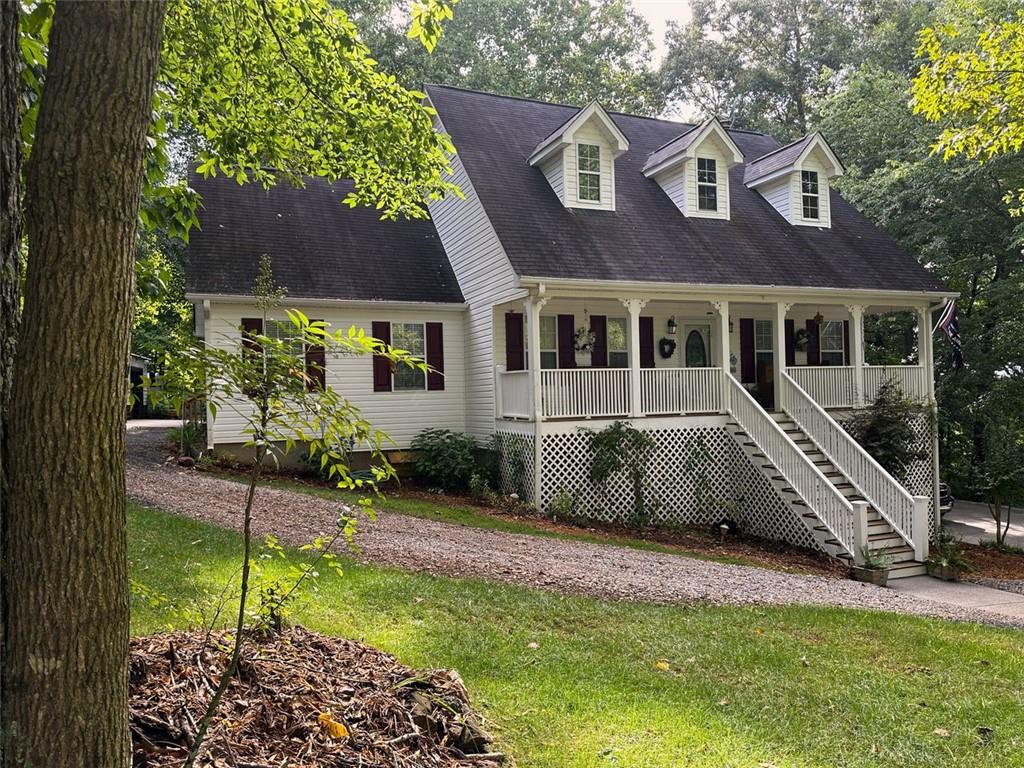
494, 426, 535, 502
496, 421, 818, 551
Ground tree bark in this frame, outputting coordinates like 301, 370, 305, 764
2, 3, 167, 767
1, 1, 24, 757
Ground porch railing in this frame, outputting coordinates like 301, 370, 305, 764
787, 366, 856, 409
863, 365, 927, 404
641, 367, 722, 415
497, 369, 531, 419
541, 368, 631, 419
727, 376, 857, 557
781, 372, 928, 559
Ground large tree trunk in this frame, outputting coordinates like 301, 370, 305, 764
2, 3, 166, 767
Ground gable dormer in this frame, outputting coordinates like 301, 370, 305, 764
744, 132, 844, 228
528, 101, 629, 211
640, 118, 744, 221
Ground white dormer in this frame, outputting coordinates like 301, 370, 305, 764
744, 132, 844, 228
641, 118, 744, 220
528, 101, 629, 211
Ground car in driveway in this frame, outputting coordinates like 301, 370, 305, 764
939, 483, 954, 516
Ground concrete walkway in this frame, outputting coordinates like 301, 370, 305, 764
890, 576, 1024, 621
943, 499, 1024, 548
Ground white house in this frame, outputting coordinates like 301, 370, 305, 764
184, 85, 956, 577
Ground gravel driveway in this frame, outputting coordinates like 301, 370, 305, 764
126, 423, 1023, 628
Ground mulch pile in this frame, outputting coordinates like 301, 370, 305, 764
962, 543, 1024, 581
130, 627, 505, 767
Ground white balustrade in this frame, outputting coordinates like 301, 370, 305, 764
497, 369, 532, 419
863, 365, 927, 404
727, 376, 856, 555
787, 366, 856, 409
641, 367, 722, 415
541, 368, 631, 419
781, 372, 926, 558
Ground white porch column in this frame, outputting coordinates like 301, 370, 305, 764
712, 300, 730, 412
917, 305, 935, 404
774, 302, 791, 412
848, 304, 866, 408
621, 297, 648, 417
525, 296, 548, 422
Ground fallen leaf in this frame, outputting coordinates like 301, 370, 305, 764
933, 728, 950, 738
527, 641, 539, 650
800, 656, 810, 667
718, 698, 729, 706
318, 712, 349, 740
755, 627, 764, 635
976, 726, 994, 745
654, 659, 670, 671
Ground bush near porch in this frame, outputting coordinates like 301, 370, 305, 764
130, 504, 1024, 768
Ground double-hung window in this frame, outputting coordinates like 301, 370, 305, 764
538, 315, 558, 369
754, 320, 773, 379
801, 170, 819, 220
697, 157, 717, 211
577, 143, 601, 202
392, 322, 426, 390
819, 320, 845, 366
607, 317, 628, 368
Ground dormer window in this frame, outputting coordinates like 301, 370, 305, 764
697, 157, 718, 211
577, 143, 601, 202
801, 170, 819, 220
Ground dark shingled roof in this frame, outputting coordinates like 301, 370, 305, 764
641, 121, 704, 174
184, 172, 464, 304
427, 84, 946, 294
743, 134, 815, 185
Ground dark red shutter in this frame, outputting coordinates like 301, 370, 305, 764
843, 320, 851, 365
557, 314, 575, 368
806, 319, 820, 365
590, 315, 608, 367
426, 322, 444, 390
784, 319, 795, 367
371, 321, 392, 392
739, 318, 755, 383
505, 312, 525, 371
639, 316, 655, 368
241, 317, 263, 356
305, 319, 326, 390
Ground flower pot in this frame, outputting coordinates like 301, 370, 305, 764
927, 562, 961, 582
850, 565, 889, 587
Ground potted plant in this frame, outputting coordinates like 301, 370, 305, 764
850, 546, 892, 587
926, 534, 973, 582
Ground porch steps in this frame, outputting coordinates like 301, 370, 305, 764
727, 416, 926, 579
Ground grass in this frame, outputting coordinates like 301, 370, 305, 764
210, 469, 783, 569
129, 502, 1024, 768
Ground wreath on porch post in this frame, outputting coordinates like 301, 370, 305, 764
658, 337, 677, 359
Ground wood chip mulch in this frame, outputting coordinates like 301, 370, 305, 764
962, 543, 1024, 581
130, 627, 505, 768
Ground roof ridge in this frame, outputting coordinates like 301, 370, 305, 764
645, 121, 702, 156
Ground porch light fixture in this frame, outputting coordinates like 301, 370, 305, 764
814, 307, 825, 326
667, 316, 678, 335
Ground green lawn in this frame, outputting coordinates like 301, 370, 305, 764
129, 503, 1024, 768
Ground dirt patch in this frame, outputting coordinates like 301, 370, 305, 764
130, 627, 502, 767
963, 542, 1024, 581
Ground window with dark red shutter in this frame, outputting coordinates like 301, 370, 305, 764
590, 315, 607, 367
305, 319, 326, 391
557, 314, 575, 368
505, 313, 524, 371
739, 318, 755, 383
426, 322, 444, 390
639, 316, 655, 368
805, 319, 820, 365
784, 319, 795, 367
371, 321, 392, 392
241, 317, 264, 357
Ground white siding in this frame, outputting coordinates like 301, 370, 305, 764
563, 121, 616, 211
205, 302, 466, 449
656, 163, 687, 213
428, 114, 525, 439
684, 138, 730, 220
758, 176, 792, 220
541, 155, 564, 203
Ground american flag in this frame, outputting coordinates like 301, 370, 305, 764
934, 300, 963, 369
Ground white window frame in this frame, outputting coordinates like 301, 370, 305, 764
754, 319, 773, 383
577, 143, 601, 202
801, 170, 820, 220
391, 321, 427, 390
819, 320, 845, 366
697, 157, 718, 211
537, 315, 558, 369
607, 317, 628, 368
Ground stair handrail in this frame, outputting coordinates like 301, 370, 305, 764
780, 371, 927, 559
726, 376, 856, 556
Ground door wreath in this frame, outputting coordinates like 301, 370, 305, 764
658, 337, 677, 359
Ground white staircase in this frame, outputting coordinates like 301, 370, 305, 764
725, 375, 929, 579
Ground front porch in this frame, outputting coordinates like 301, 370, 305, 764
495, 294, 934, 422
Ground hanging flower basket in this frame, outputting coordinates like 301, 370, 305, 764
573, 326, 597, 353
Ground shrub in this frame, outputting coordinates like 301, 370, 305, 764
549, 487, 575, 521
467, 472, 498, 506
410, 429, 478, 491
586, 421, 658, 526
846, 380, 929, 482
